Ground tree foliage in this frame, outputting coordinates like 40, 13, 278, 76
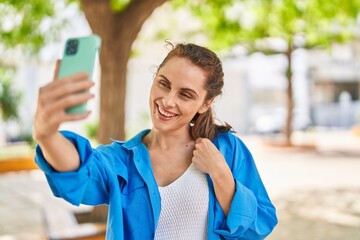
174, 0, 360, 51
0, 0, 58, 122
0, 0, 57, 52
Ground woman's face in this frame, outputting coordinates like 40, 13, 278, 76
149, 56, 210, 134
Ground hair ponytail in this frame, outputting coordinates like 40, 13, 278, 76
191, 109, 214, 140
191, 108, 232, 140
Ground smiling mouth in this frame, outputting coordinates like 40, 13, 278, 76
157, 104, 178, 119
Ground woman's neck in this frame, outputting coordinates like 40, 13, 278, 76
143, 129, 194, 151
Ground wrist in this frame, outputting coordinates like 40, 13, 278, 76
34, 131, 59, 145
210, 163, 232, 184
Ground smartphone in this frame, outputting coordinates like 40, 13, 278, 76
58, 34, 101, 114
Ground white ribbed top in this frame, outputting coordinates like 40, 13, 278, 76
154, 163, 209, 240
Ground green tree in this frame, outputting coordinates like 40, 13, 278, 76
175, 0, 360, 145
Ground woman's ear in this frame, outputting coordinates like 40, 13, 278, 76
198, 99, 214, 114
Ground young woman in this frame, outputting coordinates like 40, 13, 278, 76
33, 43, 277, 239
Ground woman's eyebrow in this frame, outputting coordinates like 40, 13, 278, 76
181, 87, 199, 97
159, 74, 199, 97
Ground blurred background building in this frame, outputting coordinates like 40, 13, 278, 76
309, 42, 360, 128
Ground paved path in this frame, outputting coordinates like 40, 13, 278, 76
243, 130, 360, 240
0, 170, 48, 240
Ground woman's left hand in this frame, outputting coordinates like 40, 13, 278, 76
193, 138, 235, 216
192, 138, 228, 177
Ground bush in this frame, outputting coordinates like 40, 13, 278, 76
0, 67, 22, 121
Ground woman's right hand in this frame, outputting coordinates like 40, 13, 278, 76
33, 60, 95, 143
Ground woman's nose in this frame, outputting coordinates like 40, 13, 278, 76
162, 92, 176, 108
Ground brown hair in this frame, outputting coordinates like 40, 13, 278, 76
157, 42, 232, 140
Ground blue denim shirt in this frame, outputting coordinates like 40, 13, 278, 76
35, 129, 277, 239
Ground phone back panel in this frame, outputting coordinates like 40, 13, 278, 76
58, 35, 101, 114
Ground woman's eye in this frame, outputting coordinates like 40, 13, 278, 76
159, 81, 169, 88
180, 93, 192, 99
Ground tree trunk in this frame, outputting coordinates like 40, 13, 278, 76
81, 0, 168, 144
79, 0, 168, 223
284, 42, 294, 146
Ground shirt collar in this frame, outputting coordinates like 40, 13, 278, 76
111, 129, 151, 150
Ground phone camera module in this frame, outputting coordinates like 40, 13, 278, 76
65, 39, 79, 55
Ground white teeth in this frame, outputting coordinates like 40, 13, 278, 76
158, 106, 176, 117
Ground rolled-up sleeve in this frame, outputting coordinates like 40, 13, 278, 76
213, 132, 278, 239
35, 131, 125, 206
